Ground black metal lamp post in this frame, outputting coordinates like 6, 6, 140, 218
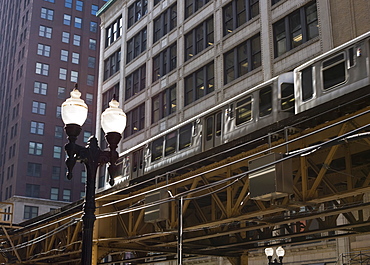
265, 247, 285, 265
61, 87, 126, 265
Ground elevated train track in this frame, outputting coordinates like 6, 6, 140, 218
0, 92, 369, 264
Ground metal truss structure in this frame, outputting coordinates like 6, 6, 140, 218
0, 102, 369, 264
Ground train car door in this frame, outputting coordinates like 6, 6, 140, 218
203, 111, 222, 151
131, 148, 144, 179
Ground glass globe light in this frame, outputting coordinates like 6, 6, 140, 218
265, 247, 274, 257
101, 99, 126, 134
61, 89, 88, 126
276, 246, 285, 257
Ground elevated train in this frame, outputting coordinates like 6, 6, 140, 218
114, 31, 370, 186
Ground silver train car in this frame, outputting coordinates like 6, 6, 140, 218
115, 31, 370, 186
294, 31, 370, 113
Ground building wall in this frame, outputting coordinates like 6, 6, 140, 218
0, 0, 106, 224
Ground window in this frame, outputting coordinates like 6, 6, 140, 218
30, 121, 44, 135
34, 81, 47, 95
39, 25, 52, 38
259, 86, 272, 117
223, 0, 259, 36
301, 67, 313, 101
236, 96, 252, 125
63, 14, 71, 25
125, 64, 146, 100
55, 126, 63, 138
60, 50, 68, 61
53, 146, 62, 159
224, 34, 261, 84
26, 184, 40, 198
105, 16, 122, 47
126, 28, 147, 63
37, 44, 50, 57
71, 71, 79, 82
75, 17, 82, 28
152, 43, 177, 82
83, 131, 92, 142
156, 123, 192, 154
86, 93, 93, 105
24, 206, 38, 219
44, 0, 54, 2
36, 62, 49, 76
128, 0, 148, 28
73, 34, 81, 46
65, 0, 72, 8
76, 0, 83, 11
151, 138, 163, 161
102, 83, 119, 110
124, 103, 145, 138
72, 52, 79, 64
179, 123, 193, 150
41, 7, 54, 20
62, 31, 70, 43
90, 21, 98, 33
89, 39, 96, 50
185, 16, 213, 61
27, 163, 42, 177
104, 49, 121, 80
52, 166, 61, 179
184, 62, 214, 106
50, 188, 59, 200
153, 4, 177, 43
88, 57, 96, 68
91, 4, 98, 15
32, 101, 46, 115
281, 83, 295, 112
185, 0, 210, 18
59, 68, 67, 80
273, 1, 318, 57
29, 142, 43, 155
63, 189, 71, 202
56, 106, 61, 118
81, 170, 86, 183
152, 86, 176, 123
87, 75, 95, 86
322, 53, 346, 90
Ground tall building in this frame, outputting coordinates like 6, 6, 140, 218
0, 0, 107, 224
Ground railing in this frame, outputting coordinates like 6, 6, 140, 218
340, 250, 370, 265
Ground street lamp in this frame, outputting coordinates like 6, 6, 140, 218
61, 86, 126, 265
265, 246, 285, 265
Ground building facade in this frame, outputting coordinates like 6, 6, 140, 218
97, 0, 370, 186
0, 0, 107, 224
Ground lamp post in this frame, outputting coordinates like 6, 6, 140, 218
265, 246, 285, 265
61, 87, 126, 265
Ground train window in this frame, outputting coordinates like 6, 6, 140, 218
259, 86, 272, 117
236, 96, 252, 125
216, 112, 222, 137
132, 149, 143, 173
179, 123, 192, 150
165, 131, 177, 156
322, 53, 346, 90
151, 138, 163, 162
301, 67, 313, 101
348, 47, 355, 67
281, 83, 294, 112
206, 116, 213, 141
